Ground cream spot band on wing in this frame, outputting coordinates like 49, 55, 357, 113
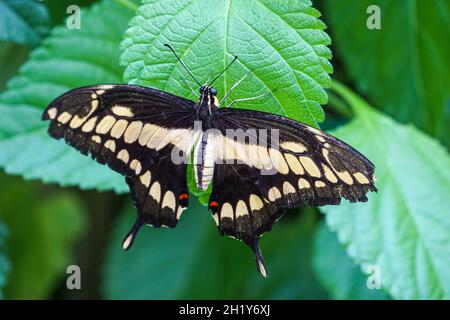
221, 203, 234, 219
235, 200, 248, 218
353, 172, 370, 184
82, 116, 97, 132
47, 108, 57, 120
124, 121, 143, 144
249, 194, 264, 211
315, 135, 326, 143
322, 148, 353, 185
162, 191, 176, 210
269, 149, 289, 175
155, 128, 186, 151
138, 124, 157, 145
315, 181, 326, 188
91, 135, 101, 144
139, 171, 151, 187
322, 163, 338, 183
284, 153, 304, 175
280, 141, 307, 153
97, 85, 115, 90
268, 187, 282, 202
299, 156, 321, 178
130, 159, 142, 175
149, 182, 161, 202
57, 112, 72, 124
212, 134, 301, 174
298, 178, 310, 189
144, 125, 196, 153
117, 149, 129, 163
96, 115, 116, 134
111, 105, 134, 117
69, 99, 98, 129
282, 181, 296, 194
110, 119, 129, 139
104, 139, 116, 152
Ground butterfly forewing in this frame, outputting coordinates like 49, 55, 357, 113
42, 85, 199, 243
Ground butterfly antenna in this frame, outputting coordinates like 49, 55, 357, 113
209, 55, 238, 87
164, 44, 201, 87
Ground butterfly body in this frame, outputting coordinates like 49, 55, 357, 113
43, 79, 376, 277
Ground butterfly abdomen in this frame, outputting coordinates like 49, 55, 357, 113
193, 129, 217, 191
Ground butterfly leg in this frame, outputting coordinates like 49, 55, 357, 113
182, 79, 199, 98
225, 91, 272, 108
218, 69, 253, 106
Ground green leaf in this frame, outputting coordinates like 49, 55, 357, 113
121, 0, 332, 200
103, 200, 327, 299
0, 0, 140, 193
313, 222, 389, 300
0, 219, 10, 300
121, 0, 332, 127
0, 0, 50, 45
0, 174, 85, 299
321, 81, 450, 299
325, 0, 450, 145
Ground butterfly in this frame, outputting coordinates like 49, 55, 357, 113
42, 44, 376, 277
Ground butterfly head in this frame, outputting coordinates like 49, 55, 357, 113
199, 85, 217, 96
199, 85, 219, 108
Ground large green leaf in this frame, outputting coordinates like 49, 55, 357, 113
313, 222, 389, 300
0, 219, 10, 299
122, 0, 332, 199
0, 0, 140, 193
0, 0, 50, 45
321, 82, 450, 299
0, 174, 85, 299
325, 0, 450, 145
121, 0, 332, 127
103, 200, 327, 299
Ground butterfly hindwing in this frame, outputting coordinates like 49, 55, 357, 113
125, 141, 190, 227
42, 85, 199, 245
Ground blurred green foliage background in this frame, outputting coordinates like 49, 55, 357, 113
0, 0, 449, 300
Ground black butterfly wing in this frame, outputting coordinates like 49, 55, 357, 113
208, 108, 376, 276
42, 84, 199, 248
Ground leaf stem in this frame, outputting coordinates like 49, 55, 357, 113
113, 0, 139, 11
327, 89, 353, 118
331, 80, 371, 118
